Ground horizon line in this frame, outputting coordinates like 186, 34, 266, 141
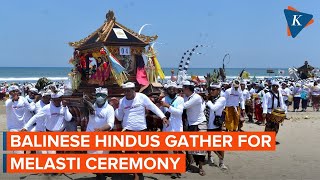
0, 66, 292, 69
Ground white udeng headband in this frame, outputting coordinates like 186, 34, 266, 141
51, 91, 63, 98
95, 87, 108, 95
122, 82, 135, 89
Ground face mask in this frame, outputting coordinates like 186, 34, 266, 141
96, 96, 106, 105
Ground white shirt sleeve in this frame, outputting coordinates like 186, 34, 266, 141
279, 93, 286, 110
5, 99, 12, 112
239, 93, 245, 110
115, 98, 124, 121
63, 107, 72, 122
23, 97, 35, 112
262, 93, 268, 114
222, 90, 229, 99
23, 108, 47, 130
183, 94, 200, 109
207, 98, 226, 113
35, 102, 41, 114
168, 98, 184, 116
106, 106, 115, 130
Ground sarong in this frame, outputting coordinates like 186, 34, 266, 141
245, 99, 253, 122
225, 106, 240, 131
265, 114, 280, 134
188, 121, 207, 165
245, 102, 253, 116
312, 95, 320, 111
254, 98, 263, 121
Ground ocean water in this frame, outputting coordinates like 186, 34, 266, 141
0, 67, 289, 83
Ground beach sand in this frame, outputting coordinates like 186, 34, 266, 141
1, 101, 320, 180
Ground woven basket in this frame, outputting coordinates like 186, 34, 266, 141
270, 108, 286, 123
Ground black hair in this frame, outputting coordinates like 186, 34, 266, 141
183, 85, 194, 92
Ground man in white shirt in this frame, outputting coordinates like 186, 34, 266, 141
86, 87, 114, 180
206, 83, 228, 170
35, 90, 51, 114
160, 81, 184, 132
115, 82, 168, 180
159, 81, 184, 179
292, 83, 302, 112
23, 91, 73, 131
6, 85, 36, 131
250, 82, 263, 96
86, 87, 115, 134
221, 82, 230, 96
23, 90, 52, 133
223, 80, 245, 131
25, 87, 41, 116
25, 87, 39, 103
22, 91, 72, 155
6, 85, 36, 154
262, 81, 285, 145
280, 82, 291, 114
241, 81, 253, 125
182, 80, 207, 176
115, 82, 168, 131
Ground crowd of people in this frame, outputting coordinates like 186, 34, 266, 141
3, 77, 320, 180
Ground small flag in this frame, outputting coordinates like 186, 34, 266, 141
109, 53, 125, 74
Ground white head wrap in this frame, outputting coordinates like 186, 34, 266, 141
95, 87, 108, 95
122, 82, 135, 89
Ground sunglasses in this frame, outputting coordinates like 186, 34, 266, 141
96, 93, 107, 98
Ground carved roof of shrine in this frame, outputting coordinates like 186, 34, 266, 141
69, 10, 158, 50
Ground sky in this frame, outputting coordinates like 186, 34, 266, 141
0, 0, 319, 68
